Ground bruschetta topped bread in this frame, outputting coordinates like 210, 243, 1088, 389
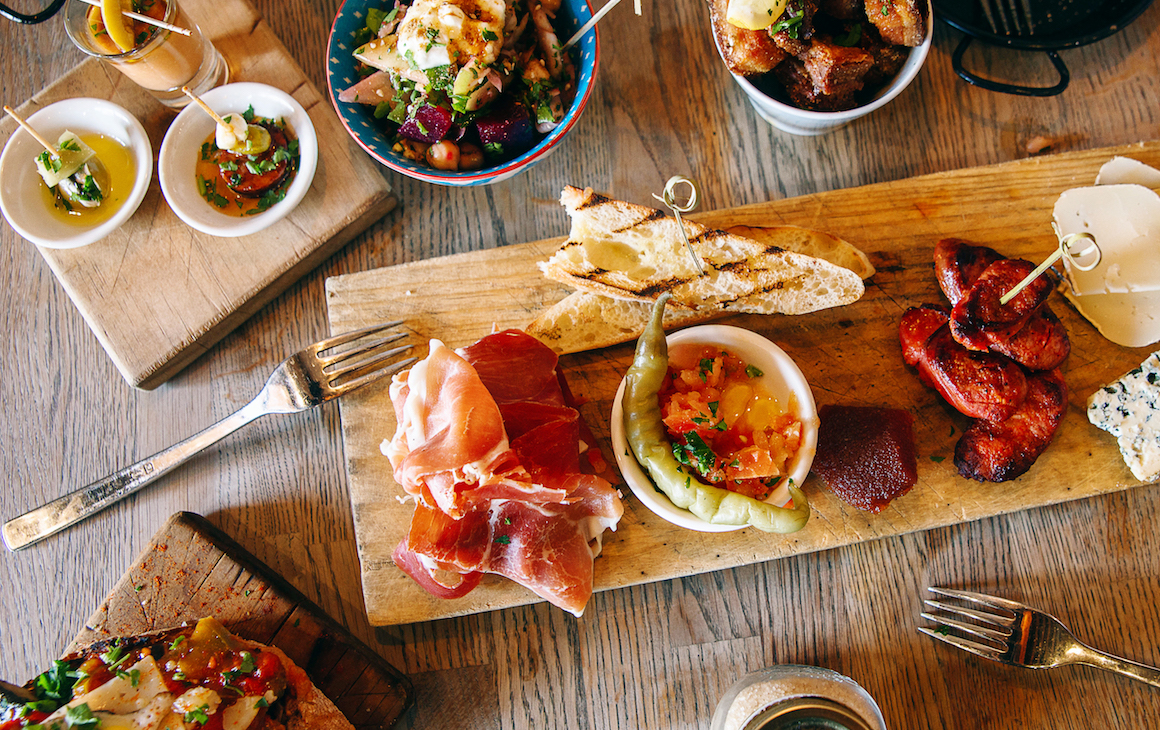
0, 618, 353, 730
528, 186, 874, 354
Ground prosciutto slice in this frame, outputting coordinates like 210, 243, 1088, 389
385, 329, 622, 615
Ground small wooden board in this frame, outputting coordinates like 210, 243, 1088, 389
326, 141, 1160, 626
0, 0, 395, 390
69, 512, 412, 730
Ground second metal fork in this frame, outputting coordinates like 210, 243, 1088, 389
2, 321, 416, 552
920, 587, 1160, 688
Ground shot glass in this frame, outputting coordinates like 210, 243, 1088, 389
63, 0, 228, 108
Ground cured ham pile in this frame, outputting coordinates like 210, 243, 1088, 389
383, 329, 622, 615
900, 239, 1070, 482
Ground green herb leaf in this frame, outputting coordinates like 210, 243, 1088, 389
494, 534, 511, 545
482, 29, 498, 41
745, 364, 763, 378
65, 704, 99, 730
832, 23, 862, 47
184, 705, 210, 725
34, 661, 81, 703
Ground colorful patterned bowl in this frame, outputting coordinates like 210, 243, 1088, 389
326, 0, 599, 186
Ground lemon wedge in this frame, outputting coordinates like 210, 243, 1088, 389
725, 0, 788, 30
101, 0, 136, 52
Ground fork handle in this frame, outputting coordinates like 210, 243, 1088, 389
1076, 644, 1160, 688
2, 398, 269, 551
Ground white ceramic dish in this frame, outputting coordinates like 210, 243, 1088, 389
158, 82, 318, 237
0, 98, 152, 249
610, 325, 819, 533
717, 8, 934, 136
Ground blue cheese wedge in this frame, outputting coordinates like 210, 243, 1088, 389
1087, 351, 1160, 483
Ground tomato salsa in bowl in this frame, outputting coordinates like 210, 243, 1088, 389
611, 325, 819, 532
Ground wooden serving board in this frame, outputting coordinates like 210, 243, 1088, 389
69, 513, 413, 730
0, 0, 395, 390
326, 141, 1160, 626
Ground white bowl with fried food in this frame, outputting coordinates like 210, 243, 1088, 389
610, 324, 819, 532
711, 0, 934, 136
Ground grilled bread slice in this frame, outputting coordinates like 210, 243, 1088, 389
539, 186, 866, 314
6, 618, 354, 730
529, 187, 873, 353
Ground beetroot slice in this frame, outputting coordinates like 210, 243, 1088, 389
475, 102, 536, 156
813, 405, 918, 513
398, 104, 453, 143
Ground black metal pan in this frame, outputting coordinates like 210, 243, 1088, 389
933, 0, 1155, 96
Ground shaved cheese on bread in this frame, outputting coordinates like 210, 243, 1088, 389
529, 187, 874, 353
9, 618, 354, 730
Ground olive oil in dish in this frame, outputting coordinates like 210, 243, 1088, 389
38, 133, 136, 227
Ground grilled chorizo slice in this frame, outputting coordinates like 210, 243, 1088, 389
954, 368, 1068, 482
950, 258, 1052, 351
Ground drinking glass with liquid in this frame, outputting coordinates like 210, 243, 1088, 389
710, 665, 888, 730
63, 0, 228, 107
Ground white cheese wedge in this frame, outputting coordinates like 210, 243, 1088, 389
1053, 184, 1160, 296
1088, 351, 1160, 483
1054, 159, 1160, 348
68, 657, 170, 714
219, 696, 269, 730
34, 131, 96, 188
1096, 156, 1160, 187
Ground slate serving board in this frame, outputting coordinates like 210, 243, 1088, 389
326, 140, 1160, 626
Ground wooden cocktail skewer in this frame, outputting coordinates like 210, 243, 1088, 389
3, 105, 61, 158
999, 227, 1102, 305
76, 0, 191, 36
182, 86, 272, 154
562, 0, 642, 50
181, 86, 230, 128
653, 175, 705, 276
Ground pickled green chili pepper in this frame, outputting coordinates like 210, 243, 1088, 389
623, 294, 810, 533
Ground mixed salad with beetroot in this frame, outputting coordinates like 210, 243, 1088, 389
339, 0, 577, 171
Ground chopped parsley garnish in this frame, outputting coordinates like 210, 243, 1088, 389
65, 705, 99, 730
708, 401, 719, 416
494, 534, 511, 545
674, 432, 718, 477
745, 364, 764, 378
833, 23, 862, 47
699, 358, 714, 382
59, 139, 81, 153
184, 705, 211, 725
255, 698, 270, 709
242, 105, 257, 124
223, 651, 256, 684
100, 644, 128, 670
482, 29, 498, 41
770, 8, 805, 39
36, 151, 62, 174
34, 661, 81, 703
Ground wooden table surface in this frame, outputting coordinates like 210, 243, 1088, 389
2, 1, 1159, 728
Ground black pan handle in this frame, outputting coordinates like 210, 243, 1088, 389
951, 35, 1070, 96
0, 0, 65, 23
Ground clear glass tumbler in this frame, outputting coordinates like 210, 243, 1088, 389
63, 0, 228, 108
710, 665, 888, 730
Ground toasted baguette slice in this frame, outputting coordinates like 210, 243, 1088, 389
539, 186, 866, 314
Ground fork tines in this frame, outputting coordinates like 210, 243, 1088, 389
315, 321, 418, 389
919, 587, 1019, 661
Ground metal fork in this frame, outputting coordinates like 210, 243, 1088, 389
2, 322, 416, 552
920, 587, 1160, 687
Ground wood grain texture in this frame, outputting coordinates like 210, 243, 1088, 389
68, 513, 412, 729
327, 140, 1160, 625
0, 0, 396, 390
3, 0, 1160, 728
